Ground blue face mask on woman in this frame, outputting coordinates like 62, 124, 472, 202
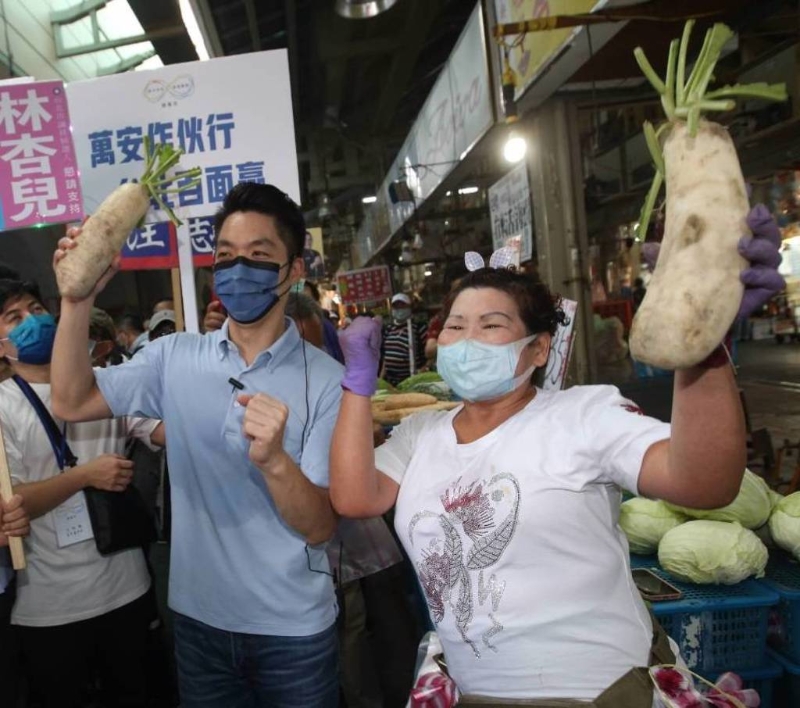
437, 334, 538, 402
2, 313, 57, 365
212, 256, 291, 324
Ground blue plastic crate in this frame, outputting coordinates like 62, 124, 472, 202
758, 553, 800, 665
722, 658, 783, 708
767, 648, 800, 707
630, 558, 779, 674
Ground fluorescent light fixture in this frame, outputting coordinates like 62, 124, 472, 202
503, 131, 527, 163
362, 195, 377, 204
179, 0, 211, 61
458, 186, 479, 195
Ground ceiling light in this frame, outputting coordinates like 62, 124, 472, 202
318, 193, 333, 219
424, 270, 432, 277
362, 195, 377, 204
335, 0, 398, 19
503, 130, 527, 163
458, 186, 479, 195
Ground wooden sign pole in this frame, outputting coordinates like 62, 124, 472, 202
170, 268, 185, 333
0, 421, 26, 570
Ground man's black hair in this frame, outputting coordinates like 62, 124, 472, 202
0, 279, 42, 314
214, 182, 306, 261
116, 313, 145, 334
0, 263, 20, 280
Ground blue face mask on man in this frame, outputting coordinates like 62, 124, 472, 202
2, 313, 57, 365
437, 334, 538, 402
212, 256, 292, 325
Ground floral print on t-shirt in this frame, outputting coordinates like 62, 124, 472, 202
408, 472, 520, 657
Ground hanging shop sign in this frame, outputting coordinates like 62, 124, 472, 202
0, 79, 83, 230
355, 1, 494, 266
543, 298, 578, 390
489, 162, 533, 263
493, 0, 602, 100
338, 266, 393, 305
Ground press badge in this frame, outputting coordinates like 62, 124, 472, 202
54, 491, 94, 548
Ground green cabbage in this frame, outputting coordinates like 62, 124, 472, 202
620, 498, 687, 554
658, 520, 768, 584
769, 492, 800, 561
667, 470, 772, 529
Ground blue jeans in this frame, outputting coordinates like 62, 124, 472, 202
173, 612, 339, 708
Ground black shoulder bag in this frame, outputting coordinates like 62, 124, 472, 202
13, 375, 156, 555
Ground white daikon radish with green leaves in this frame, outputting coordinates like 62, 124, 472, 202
56, 139, 201, 299
629, 22, 786, 369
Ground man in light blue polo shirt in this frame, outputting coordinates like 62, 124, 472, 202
50, 183, 343, 708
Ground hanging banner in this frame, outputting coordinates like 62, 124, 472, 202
0, 79, 83, 230
494, 0, 602, 100
543, 298, 578, 390
66, 50, 299, 224
338, 266, 393, 305
489, 162, 533, 263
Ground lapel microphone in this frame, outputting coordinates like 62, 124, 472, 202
228, 377, 244, 394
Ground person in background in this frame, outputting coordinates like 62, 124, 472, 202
89, 307, 126, 367
52, 182, 343, 708
149, 309, 177, 341
424, 278, 462, 367
152, 299, 175, 314
303, 281, 345, 363
116, 313, 148, 357
0, 278, 162, 708
381, 293, 427, 387
303, 231, 325, 279
1, 492, 30, 708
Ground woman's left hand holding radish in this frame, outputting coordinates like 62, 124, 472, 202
53, 223, 121, 302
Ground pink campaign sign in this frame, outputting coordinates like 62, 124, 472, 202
0, 80, 83, 230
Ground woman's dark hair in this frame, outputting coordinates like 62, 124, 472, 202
214, 182, 306, 262
441, 268, 568, 336
0, 279, 42, 314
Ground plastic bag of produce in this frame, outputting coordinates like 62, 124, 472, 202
667, 470, 772, 529
620, 498, 686, 555
769, 491, 800, 561
658, 520, 768, 584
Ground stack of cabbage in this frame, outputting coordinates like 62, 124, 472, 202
620, 470, 800, 585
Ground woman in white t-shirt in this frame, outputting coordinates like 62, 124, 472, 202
330, 230, 784, 705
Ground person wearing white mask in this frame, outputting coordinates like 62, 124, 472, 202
329, 232, 784, 706
380, 293, 427, 387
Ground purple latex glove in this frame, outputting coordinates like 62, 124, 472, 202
738, 204, 785, 319
639, 204, 785, 319
338, 316, 383, 397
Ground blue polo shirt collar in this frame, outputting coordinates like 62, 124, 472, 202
216, 317, 302, 372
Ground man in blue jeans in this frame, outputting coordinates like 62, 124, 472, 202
50, 183, 342, 708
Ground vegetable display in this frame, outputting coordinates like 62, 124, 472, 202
667, 469, 772, 530
658, 520, 768, 585
620, 498, 686, 555
371, 393, 459, 427
768, 492, 800, 561
629, 21, 786, 369
56, 139, 201, 299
